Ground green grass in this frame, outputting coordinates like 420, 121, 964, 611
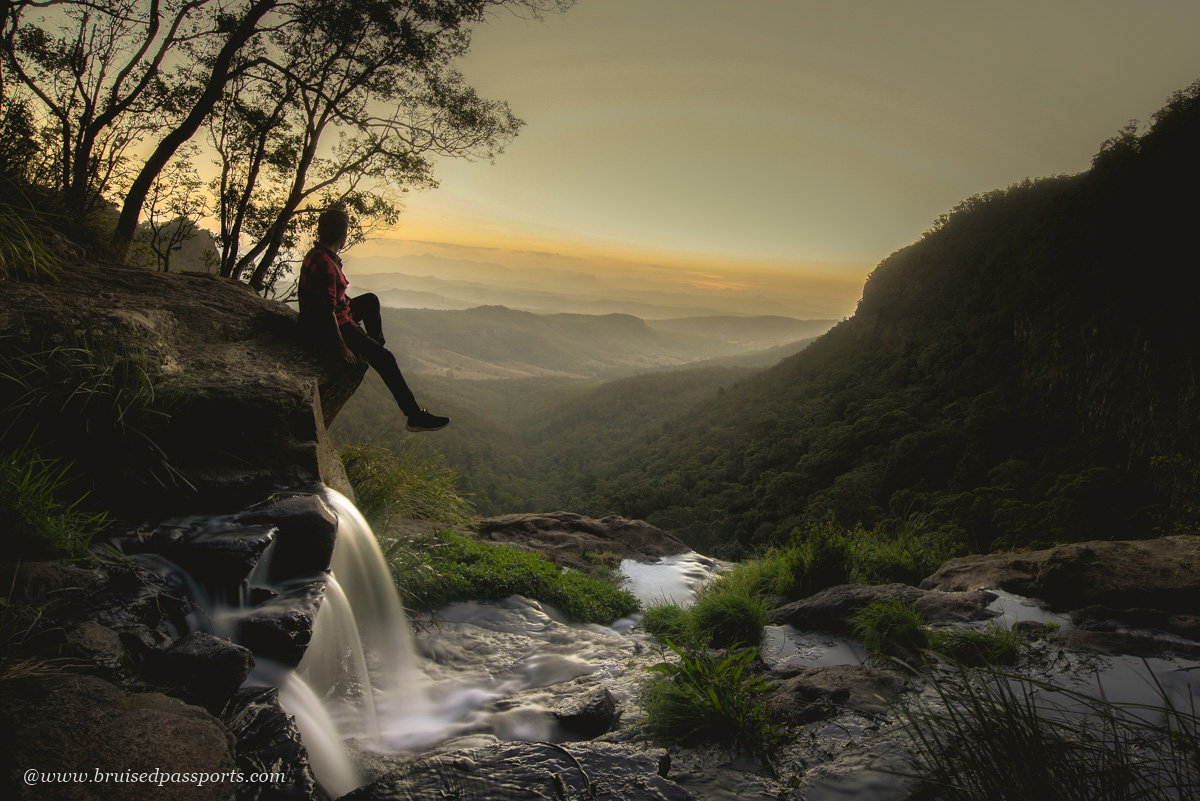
690, 589, 771, 649
698, 515, 951, 606
898, 666, 1200, 800
640, 583, 770, 650
341, 442, 475, 531
399, 530, 639, 624
852, 596, 928, 659
0, 444, 105, 558
641, 598, 695, 645
926, 625, 1023, 667
642, 642, 773, 751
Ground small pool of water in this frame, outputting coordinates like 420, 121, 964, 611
761, 625, 866, 668
984, 589, 1073, 629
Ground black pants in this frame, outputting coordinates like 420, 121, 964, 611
341, 294, 420, 417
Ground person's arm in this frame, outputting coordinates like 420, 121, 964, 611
320, 308, 357, 365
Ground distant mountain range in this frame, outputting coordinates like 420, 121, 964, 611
349, 254, 846, 319
378, 305, 834, 380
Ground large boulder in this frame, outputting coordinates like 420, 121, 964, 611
1, 261, 362, 511
0, 674, 238, 801
921, 536, 1200, 615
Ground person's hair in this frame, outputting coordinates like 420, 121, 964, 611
316, 208, 350, 245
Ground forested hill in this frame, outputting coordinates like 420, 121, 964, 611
584, 83, 1200, 559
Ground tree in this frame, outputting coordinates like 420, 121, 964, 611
2, 0, 210, 220
132, 142, 209, 271
5, 0, 573, 277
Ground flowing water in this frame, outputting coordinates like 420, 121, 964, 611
122, 494, 1199, 799
271, 493, 732, 794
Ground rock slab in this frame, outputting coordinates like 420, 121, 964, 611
921, 536, 1200, 616
476, 512, 688, 564
770, 583, 998, 633
343, 741, 696, 801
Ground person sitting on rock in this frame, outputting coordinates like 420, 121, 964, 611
298, 208, 449, 432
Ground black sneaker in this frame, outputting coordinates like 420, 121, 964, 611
405, 409, 450, 432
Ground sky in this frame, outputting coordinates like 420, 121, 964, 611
348, 0, 1200, 317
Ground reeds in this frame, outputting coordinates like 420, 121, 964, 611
896, 665, 1200, 800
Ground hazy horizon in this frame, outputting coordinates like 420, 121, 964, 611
352, 0, 1200, 320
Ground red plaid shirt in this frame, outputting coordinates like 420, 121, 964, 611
298, 245, 352, 326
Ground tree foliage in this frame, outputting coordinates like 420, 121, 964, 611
3, 0, 573, 286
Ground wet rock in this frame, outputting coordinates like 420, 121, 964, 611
237, 578, 327, 667
65, 621, 128, 676
238, 495, 338, 583
147, 632, 254, 712
770, 583, 998, 633
0, 561, 105, 608
123, 521, 276, 584
1057, 629, 1200, 659
0, 674, 238, 801
921, 536, 1200, 617
1071, 604, 1200, 641
170, 526, 276, 583
222, 687, 319, 801
476, 512, 689, 563
343, 740, 695, 801
765, 664, 906, 724
665, 745, 799, 801
555, 687, 621, 738
1011, 620, 1059, 638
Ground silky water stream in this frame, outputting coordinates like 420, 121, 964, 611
240, 492, 730, 797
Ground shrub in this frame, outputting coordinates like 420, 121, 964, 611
643, 642, 772, 750
341, 441, 475, 531
641, 598, 695, 646
927, 625, 1022, 667
401, 531, 639, 625
852, 596, 928, 659
691, 589, 770, 649
0, 445, 105, 558
898, 667, 1200, 800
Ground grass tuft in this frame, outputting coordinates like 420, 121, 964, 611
643, 641, 773, 751
341, 442, 475, 531
399, 530, 639, 625
0, 444, 105, 559
641, 598, 695, 646
852, 596, 928, 659
926, 625, 1023, 667
0, 202, 58, 281
0, 332, 181, 497
690, 589, 771, 649
897, 666, 1200, 800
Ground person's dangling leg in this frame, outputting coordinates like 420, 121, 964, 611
350, 293, 385, 345
340, 322, 449, 431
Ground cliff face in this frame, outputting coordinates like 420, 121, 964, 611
1, 260, 363, 512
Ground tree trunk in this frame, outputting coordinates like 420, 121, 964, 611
111, 0, 278, 258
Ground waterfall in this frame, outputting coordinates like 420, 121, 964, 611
276, 489, 430, 794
